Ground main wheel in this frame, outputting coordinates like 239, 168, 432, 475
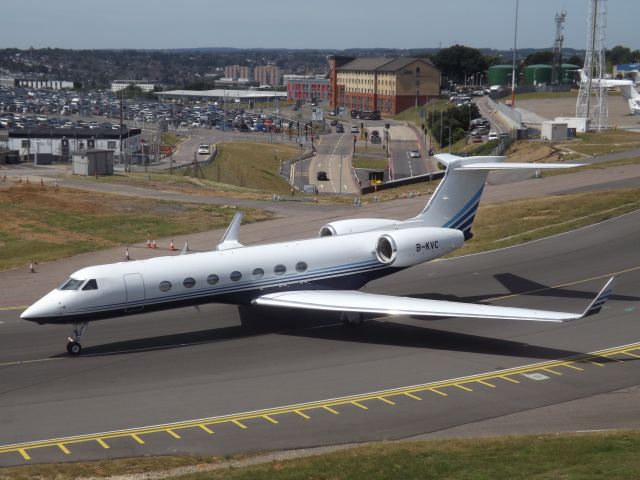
66, 340, 82, 356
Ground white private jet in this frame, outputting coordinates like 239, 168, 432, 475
21, 154, 616, 355
579, 70, 640, 115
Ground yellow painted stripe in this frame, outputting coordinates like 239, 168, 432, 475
58, 443, 70, 454
351, 401, 368, 410
455, 384, 473, 391
18, 449, 30, 460
477, 380, 496, 388
429, 388, 448, 397
232, 419, 247, 429
96, 438, 109, 449
0, 306, 28, 311
199, 424, 214, 434
622, 351, 640, 359
377, 396, 396, 405
166, 429, 181, 439
323, 406, 339, 415
263, 415, 278, 424
499, 376, 519, 384
542, 368, 562, 376
562, 363, 583, 371
2, 340, 638, 459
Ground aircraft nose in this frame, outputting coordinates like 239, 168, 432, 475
20, 293, 64, 322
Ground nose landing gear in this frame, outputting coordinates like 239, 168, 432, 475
66, 322, 88, 356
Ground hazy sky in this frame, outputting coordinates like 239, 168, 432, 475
2, 0, 638, 51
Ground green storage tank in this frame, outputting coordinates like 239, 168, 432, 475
488, 65, 513, 86
524, 64, 552, 85
560, 64, 580, 84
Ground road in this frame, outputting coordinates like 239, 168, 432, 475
309, 129, 360, 195
0, 175, 638, 465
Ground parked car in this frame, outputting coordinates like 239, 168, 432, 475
335, 124, 344, 133
316, 171, 328, 181
488, 131, 499, 141
197, 144, 210, 154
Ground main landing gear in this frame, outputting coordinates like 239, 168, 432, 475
66, 322, 88, 356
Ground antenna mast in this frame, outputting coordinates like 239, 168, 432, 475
552, 10, 567, 84
576, 0, 608, 130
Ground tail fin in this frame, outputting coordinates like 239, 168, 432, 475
407, 154, 585, 240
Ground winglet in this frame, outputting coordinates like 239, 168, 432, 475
582, 277, 616, 318
216, 212, 244, 251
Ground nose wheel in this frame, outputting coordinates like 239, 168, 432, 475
66, 322, 88, 356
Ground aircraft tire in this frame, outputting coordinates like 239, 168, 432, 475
66, 340, 82, 356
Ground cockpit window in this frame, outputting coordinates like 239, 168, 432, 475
59, 278, 85, 291
82, 279, 98, 291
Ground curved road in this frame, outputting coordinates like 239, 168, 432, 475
0, 205, 638, 465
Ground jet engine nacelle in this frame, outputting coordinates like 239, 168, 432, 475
374, 227, 465, 267
319, 218, 398, 237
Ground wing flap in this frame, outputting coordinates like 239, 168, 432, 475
253, 277, 615, 323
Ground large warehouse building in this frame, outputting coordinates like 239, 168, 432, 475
329, 56, 440, 115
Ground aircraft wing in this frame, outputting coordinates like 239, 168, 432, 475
253, 277, 615, 323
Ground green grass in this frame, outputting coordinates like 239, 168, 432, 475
558, 130, 640, 156
182, 142, 300, 195
353, 158, 389, 169
0, 184, 271, 271
456, 188, 640, 255
3, 432, 640, 480
541, 156, 640, 177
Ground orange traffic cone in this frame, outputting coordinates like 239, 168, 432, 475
169, 239, 177, 251
151, 240, 157, 249
146, 235, 152, 248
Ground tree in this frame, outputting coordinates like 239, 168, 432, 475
434, 45, 488, 85
524, 50, 553, 66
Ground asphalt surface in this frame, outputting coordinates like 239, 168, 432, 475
0, 197, 638, 465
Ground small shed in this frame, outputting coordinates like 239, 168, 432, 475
541, 121, 568, 141
72, 149, 114, 176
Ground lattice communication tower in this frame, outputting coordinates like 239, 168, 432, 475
552, 10, 567, 84
576, 0, 608, 130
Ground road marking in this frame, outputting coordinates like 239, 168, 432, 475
199, 425, 214, 434
262, 415, 278, 424
0, 306, 28, 312
2, 341, 638, 462
454, 384, 473, 391
96, 438, 109, 449
351, 401, 368, 410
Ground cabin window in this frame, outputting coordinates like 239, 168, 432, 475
295, 262, 307, 273
159, 281, 172, 292
59, 278, 84, 291
230, 271, 242, 282
183, 277, 196, 288
207, 274, 219, 285
253, 268, 264, 279
274, 264, 286, 276
82, 279, 98, 290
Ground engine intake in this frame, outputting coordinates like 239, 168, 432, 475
374, 227, 465, 268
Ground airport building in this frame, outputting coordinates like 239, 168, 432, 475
329, 56, 440, 115
7, 128, 142, 165
111, 80, 159, 93
286, 75, 330, 103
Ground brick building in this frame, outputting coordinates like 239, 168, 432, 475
329, 56, 440, 115
286, 75, 330, 103
224, 65, 250, 81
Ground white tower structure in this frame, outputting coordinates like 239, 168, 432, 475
576, 0, 608, 130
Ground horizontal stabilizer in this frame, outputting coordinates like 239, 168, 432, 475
254, 277, 616, 323
454, 162, 585, 170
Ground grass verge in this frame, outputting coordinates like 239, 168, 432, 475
0, 184, 271, 271
456, 188, 640, 256
3, 431, 640, 480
